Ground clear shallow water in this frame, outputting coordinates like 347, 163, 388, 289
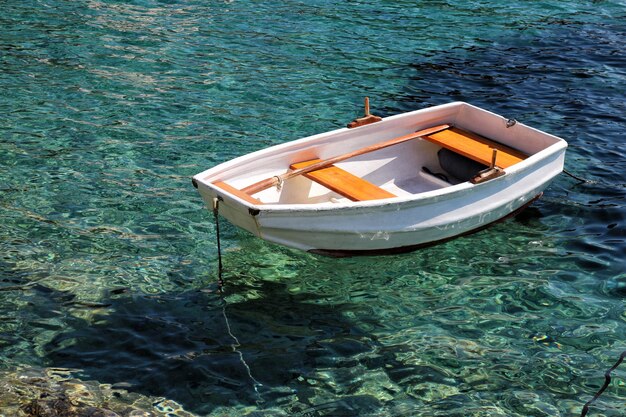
1, 0, 626, 415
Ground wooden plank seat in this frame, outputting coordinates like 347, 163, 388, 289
423, 127, 528, 169
213, 181, 262, 205
290, 159, 396, 202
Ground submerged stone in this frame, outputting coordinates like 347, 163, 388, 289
0, 366, 195, 417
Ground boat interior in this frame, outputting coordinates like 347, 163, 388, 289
212, 124, 531, 206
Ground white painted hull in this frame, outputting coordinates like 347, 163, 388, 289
193, 102, 567, 255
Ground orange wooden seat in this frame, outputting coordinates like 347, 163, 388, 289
290, 159, 396, 202
213, 181, 262, 204
423, 127, 527, 169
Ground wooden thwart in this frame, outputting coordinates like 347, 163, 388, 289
213, 181, 262, 205
290, 159, 396, 202
423, 127, 527, 169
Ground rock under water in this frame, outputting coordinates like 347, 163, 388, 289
0, 366, 195, 417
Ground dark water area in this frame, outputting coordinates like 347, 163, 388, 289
2, 0, 626, 415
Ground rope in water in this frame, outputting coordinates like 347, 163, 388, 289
222, 303, 264, 399
563, 168, 626, 189
564, 169, 591, 184
580, 349, 626, 417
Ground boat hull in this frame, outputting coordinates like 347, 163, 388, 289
309, 193, 543, 257
193, 102, 567, 255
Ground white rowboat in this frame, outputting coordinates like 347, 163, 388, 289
192, 102, 567, 256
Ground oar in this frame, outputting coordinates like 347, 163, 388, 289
240, 123, 451, 196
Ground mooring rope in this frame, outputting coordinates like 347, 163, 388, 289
212, 197, 224, 290
222, 303, 264, 400
580, 349, 626, 417
564, 169, 592, 184
562, 168, 626, 189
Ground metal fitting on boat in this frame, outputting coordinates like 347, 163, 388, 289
212, 196, 223, 213
273, 175, 284, 191
506, 118, 517, 128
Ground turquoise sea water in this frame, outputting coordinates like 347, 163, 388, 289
2, 0, 626, 415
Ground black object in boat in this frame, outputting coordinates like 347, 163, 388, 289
438, 148, 487, 182
422, 166, 449, 183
